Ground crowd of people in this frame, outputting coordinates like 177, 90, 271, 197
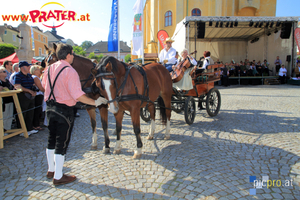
1, 60, 46, 134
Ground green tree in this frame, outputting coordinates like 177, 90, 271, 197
125, 54, 131, 63
73, 46, 86, 56
88, 52, 104, 62
0, 43, 17, 59
81, 41, 93, 50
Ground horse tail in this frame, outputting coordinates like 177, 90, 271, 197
157, 96, 167, 125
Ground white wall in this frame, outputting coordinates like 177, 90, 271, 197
189, 40, 247, 63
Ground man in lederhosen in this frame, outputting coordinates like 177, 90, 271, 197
42, 44, 107, 185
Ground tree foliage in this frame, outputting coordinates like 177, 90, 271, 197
80, 41, 93, 50
0, 43, 17, 59
88, 52, 104, 62
73, 46, 86, 56
125, 54, 131, 63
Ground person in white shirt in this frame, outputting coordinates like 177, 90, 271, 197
159, 37, 177, 72
172, 49, 197, 91
200, 51, 214, 70
278, 65, 287, 84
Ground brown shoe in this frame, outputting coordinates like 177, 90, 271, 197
46, 171, 54, 179
53, 174, 76, 185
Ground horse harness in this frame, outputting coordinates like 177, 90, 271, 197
94, 63, 150, 105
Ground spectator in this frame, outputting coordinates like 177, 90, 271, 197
14, 61, 38, 135
9, 63, 19, 85
221, 65, 229, 86
274, 56, 282, 74
0, 66, 15, 131
295, 62, 300, 77
30, 65, 45, 131
278, 65, 287, 84
296, 57, 300, 64
3, 61, 13, 80
256, 61, 262, 75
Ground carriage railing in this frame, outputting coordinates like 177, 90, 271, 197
192, 64, 223, 84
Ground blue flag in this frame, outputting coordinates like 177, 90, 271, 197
108, 0, 118, 52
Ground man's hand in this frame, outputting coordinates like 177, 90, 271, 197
163, 60, 168, 64
95, 97, 108, 107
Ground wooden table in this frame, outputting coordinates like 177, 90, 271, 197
0, 89, 28, 149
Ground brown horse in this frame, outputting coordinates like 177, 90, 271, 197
91, 56, 173, 158
43, 44, 108, 150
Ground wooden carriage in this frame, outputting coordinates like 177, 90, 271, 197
140, 64, 222, 125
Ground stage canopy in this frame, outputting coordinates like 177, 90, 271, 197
183, 16, 300, 41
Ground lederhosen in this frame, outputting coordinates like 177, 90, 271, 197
46, 66, 75, 155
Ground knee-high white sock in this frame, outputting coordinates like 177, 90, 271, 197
46, 149, 55, 172
54, 154, 65, 180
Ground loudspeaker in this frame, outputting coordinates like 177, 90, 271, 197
280, 22, 292, 39
197, 22, 205, 39
286, 55, 291, 62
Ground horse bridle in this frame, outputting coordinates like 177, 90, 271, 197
94, 69, 130, 104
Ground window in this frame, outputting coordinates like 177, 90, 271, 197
39, 48, 42, 56
4, 30, 7, 35
165, 11, 172, 27
192, 8, 201, 16
43, 37, 45, 43
13, 34, 16, 41
38, 35, 40, 40
44, 49, 46, 55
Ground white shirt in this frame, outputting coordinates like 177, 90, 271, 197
32, 75, 44, 96
201, 56, 214, 69
279, 67, 287, 76
159, 47, 177, 65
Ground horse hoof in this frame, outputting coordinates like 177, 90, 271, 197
113, 149, 121, 154
91, 146, 97, 150
132, 153, 142, 159
164, 135, 170, 140
147, 136, 153, 140
103, 147, 110, 154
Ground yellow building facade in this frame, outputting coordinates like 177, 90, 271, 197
139, 0, 276, 57
30, 27, 48, 57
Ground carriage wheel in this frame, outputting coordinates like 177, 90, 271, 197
206, 88, 221, 117
184, 96, 196, 125
172, 96, 183, 113
140, 107, 151, 122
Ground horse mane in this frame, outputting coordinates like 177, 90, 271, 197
74, 53, 93, 63
97, 56, 119, 73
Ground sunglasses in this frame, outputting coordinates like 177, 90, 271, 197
0, 71, 7, 73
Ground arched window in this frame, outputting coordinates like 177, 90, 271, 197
165, 11, 172, 27
192, 8, 201, 16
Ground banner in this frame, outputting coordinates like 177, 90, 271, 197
30, 26, 35, 51
108, 0, 118, 52
295, 28, 300, 52
157, 30, 169, 49
132, 0, 143, 56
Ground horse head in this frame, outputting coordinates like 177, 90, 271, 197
42, 44, 58, 68
92, 56, 123, 114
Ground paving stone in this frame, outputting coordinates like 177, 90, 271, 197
0, 85, 300, 199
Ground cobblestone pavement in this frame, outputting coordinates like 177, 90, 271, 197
1, 85, 300, 200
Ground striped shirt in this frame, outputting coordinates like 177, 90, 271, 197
14, 72, 34, 89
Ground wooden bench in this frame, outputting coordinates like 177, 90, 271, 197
192, 64, 223, 84
0, 89, 28, 149
133, 53, 159, 64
